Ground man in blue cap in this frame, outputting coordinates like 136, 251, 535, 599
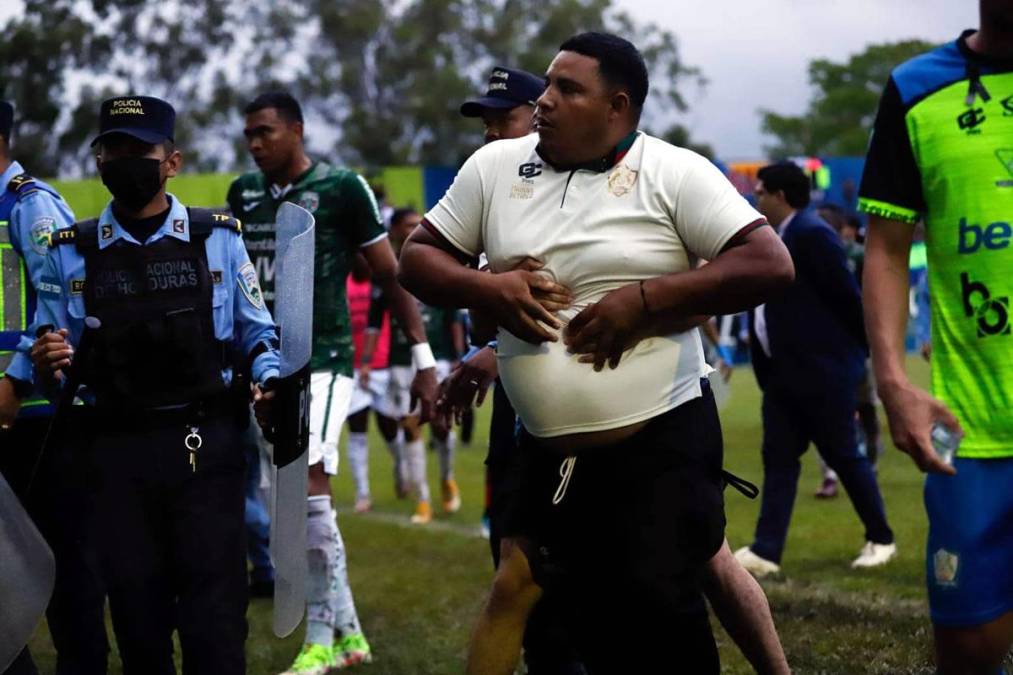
460, 66, 543, 144
29, 95, 281, 675
0, 99, 111, 675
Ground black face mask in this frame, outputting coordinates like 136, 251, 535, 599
100, 157, 164, 211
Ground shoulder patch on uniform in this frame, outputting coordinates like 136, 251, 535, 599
7, 173, 35, 194
70, 279, 85, 295
29, 216, 56, 254
36, 276, 62, 298
50, 227, 77, 247
212, 212, 242, 233
237, 262, 264, 309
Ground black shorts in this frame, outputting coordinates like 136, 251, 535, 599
500, 381, 726, 673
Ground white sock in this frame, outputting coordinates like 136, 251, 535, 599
405, 439, 429, 502
386, 429, 406, 487
435, 431, 456, 483
347, 432, 370, 501
306, 495, 337, 648
305, 497, 363, 646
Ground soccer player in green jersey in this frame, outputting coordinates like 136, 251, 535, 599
227, 92, 438, 674
861, 4, 1013, 672
362, 208, 465, 525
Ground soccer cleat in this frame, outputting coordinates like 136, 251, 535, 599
442, 478, 461, 513
279, 643, 336, 675
814, 477, 839, 499
851, 541, 897, 569
335, 632, 373, 668
734, 546, 781, 578
353, 497, 372, 514
410, 500, 432, 525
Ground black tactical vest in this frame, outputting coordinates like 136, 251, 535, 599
56, 209, 240, 409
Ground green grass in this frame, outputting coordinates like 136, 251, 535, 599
28, 358, 937, 674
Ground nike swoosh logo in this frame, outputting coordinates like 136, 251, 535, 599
243, 201, 261, 212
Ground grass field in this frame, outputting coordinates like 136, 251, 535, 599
28, 357, 939, 674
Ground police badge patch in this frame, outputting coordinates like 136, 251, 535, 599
933, 548, 959, 587
607, 164, 638, 197
29, 217, 55, 254
238, 262, 264, 309
297, 191, 319, 213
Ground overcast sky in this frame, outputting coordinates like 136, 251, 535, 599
615, 0, 978, 159
0, 1, 978, 161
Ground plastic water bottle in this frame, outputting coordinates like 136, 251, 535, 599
930, 422, 961, 466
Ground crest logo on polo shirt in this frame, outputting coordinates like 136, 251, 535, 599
607, 164, 638, 197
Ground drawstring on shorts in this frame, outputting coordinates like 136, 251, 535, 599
552, 456, 577, 505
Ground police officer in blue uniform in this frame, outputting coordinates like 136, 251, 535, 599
0, 100, 110, 675
30, 95, 281, 675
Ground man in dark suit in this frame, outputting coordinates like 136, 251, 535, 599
734, 162, 895, 577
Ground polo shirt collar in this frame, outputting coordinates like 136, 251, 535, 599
537, 130, 641, 173
0, 160, 24, 189
97, 193, 190, 249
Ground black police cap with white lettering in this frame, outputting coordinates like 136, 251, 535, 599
91, 96, 175, 147
460, 67, 545, 118
0, 101, 13, 140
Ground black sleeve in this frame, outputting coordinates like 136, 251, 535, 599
858, 77, 924, 223
367, 284, 387, 330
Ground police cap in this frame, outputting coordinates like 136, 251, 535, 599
460, 67, 544, 118
91, 95, 175, 147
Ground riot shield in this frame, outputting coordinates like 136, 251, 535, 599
267, 202, 315, 638
0, 472, 54, 670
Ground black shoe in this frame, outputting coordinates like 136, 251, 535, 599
249, 579, 275, 598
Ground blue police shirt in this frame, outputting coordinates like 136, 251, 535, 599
35, 194, 280, 389
2, 161, 76, 408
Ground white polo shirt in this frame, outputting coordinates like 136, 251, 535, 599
425, 132, 763, 438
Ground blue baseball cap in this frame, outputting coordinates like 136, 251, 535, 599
460, 67, 544, 117
0, 101, 12, 140
91, 95, 175, 147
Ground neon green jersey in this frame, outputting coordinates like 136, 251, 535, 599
859, 30, 1013, 458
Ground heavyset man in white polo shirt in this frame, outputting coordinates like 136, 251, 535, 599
399, 32, 795, 674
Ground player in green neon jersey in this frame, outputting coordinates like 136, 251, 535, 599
861, 4, 1013, 672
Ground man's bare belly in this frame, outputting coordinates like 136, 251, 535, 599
533, 419, 649, 453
